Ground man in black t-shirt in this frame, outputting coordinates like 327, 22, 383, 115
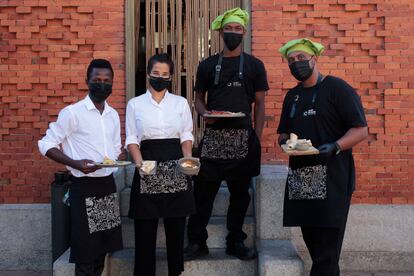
184, 8, 269, 261
278, 38, 368, 276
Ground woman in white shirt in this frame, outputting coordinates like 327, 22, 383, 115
125, 53, 195, 276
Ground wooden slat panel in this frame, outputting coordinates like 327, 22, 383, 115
143, 0, 242, 145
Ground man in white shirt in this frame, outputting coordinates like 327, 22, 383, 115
38, 59, 123, 276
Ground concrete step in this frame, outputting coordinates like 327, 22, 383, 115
108, 248, 257, 276
120, 186, 254, 217
121, 216, 256, 249
258, 240, 304, 276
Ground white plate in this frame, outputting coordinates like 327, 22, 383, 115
203, 112, 245, 118
93, 161, 132, 167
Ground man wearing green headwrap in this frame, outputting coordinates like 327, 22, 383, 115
185, 7, 269, 261
277, 38, 368, 275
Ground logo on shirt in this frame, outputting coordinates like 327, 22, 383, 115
303, 109, 316, 117
227, 81, 242, 88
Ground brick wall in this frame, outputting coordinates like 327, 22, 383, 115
252, 0, 414, 204
1, 0, 413, 204
0, 0, 125, 203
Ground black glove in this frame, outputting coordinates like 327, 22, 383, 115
318, 143, 340, 158
278, 137, 288, 146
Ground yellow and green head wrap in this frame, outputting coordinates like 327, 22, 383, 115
278, 38, 325, 59
211, 7, 249, 31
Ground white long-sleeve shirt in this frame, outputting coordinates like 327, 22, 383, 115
38, 95, 122, 177
125, 90, 194, 148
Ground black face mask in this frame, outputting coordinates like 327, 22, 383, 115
289, 60, 314, 82
223, 32, 243, 51
88, 82, 112, 103
149, 76, 171, 92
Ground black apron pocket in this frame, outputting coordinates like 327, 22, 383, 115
201, 128, 249, 159
287, 164, 327, 200
85, 192, 121, 234
140, 160, 188, 194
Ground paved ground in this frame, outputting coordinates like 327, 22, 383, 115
1, 271, 412, 275
0, 272, 51, 276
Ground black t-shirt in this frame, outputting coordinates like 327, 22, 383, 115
194, 52, 269, 114
277, 75, 367, 227
277, 75, 367, 146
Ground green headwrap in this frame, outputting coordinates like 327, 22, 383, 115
278, 38, 325, 59
211, 7, 249, 31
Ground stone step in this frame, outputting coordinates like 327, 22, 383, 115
52, 249, 110, 276
121, 216, 256, 249
120, 186, 254, 217
108, 248, 257, 276
257, 239, 304, 276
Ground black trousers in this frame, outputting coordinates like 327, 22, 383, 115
75, 254, 106, 276
187, 177, 251, 245
134, 216, 186, 276
301, 225, 347, 276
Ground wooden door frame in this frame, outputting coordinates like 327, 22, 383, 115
125, 0, 251, 102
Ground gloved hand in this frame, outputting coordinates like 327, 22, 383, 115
318, 143, 340, 158
278, 137, 288, 146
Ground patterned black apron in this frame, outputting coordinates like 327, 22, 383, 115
283, 77, 352, 227
128, 138, 195, 219
69, 174, 123, 263
197, 53, 261, 182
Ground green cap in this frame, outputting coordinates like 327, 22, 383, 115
211, 7, 249, 31
278, 38, 325, 59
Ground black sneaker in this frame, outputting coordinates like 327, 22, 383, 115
225, 241, 257, 260
184, 243, 209, 261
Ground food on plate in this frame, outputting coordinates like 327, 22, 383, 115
141, 160, 156, 174
103, 156, 116, 165
205, 110, 243, 116
285, 133, 313, 151
180, 160, 199, 169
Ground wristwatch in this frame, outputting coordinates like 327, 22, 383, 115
334, 142, 341, 155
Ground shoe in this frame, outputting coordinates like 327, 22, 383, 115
225, 241, 257, 260
184, 243, 209, 261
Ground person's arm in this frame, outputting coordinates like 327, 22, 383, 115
252, 58, 269, 141
318, 79, 368, 157
46, 148, 98, 174
38, 107, 98, 173
180, 100, 194, 158
195, 91, 217, 125
181, 141, 192, 158
195, 91, 208, 115
125, 100, 143, 167
278, 133, 290, 146
318, 127, 368, 157
277, 92, 293, 147
336, 127, 368, 151
127, 144, 143, 168
253, 91, 265, 140
113, 112, 122, 159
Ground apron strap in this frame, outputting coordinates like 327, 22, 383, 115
214, 53, 224, 85
238, 53, 244, 80
214, 52, 244, 85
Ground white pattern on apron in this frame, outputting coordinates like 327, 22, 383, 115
287, 164, 327, 200
85, 193, 121, 234
140, 160, 188, 194
201, 128, 249, 159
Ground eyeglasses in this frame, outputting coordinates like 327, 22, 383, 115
287, 55, 314, 65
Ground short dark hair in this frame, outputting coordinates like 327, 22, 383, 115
147, 53, 174, 75
86, 59, 114, 80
